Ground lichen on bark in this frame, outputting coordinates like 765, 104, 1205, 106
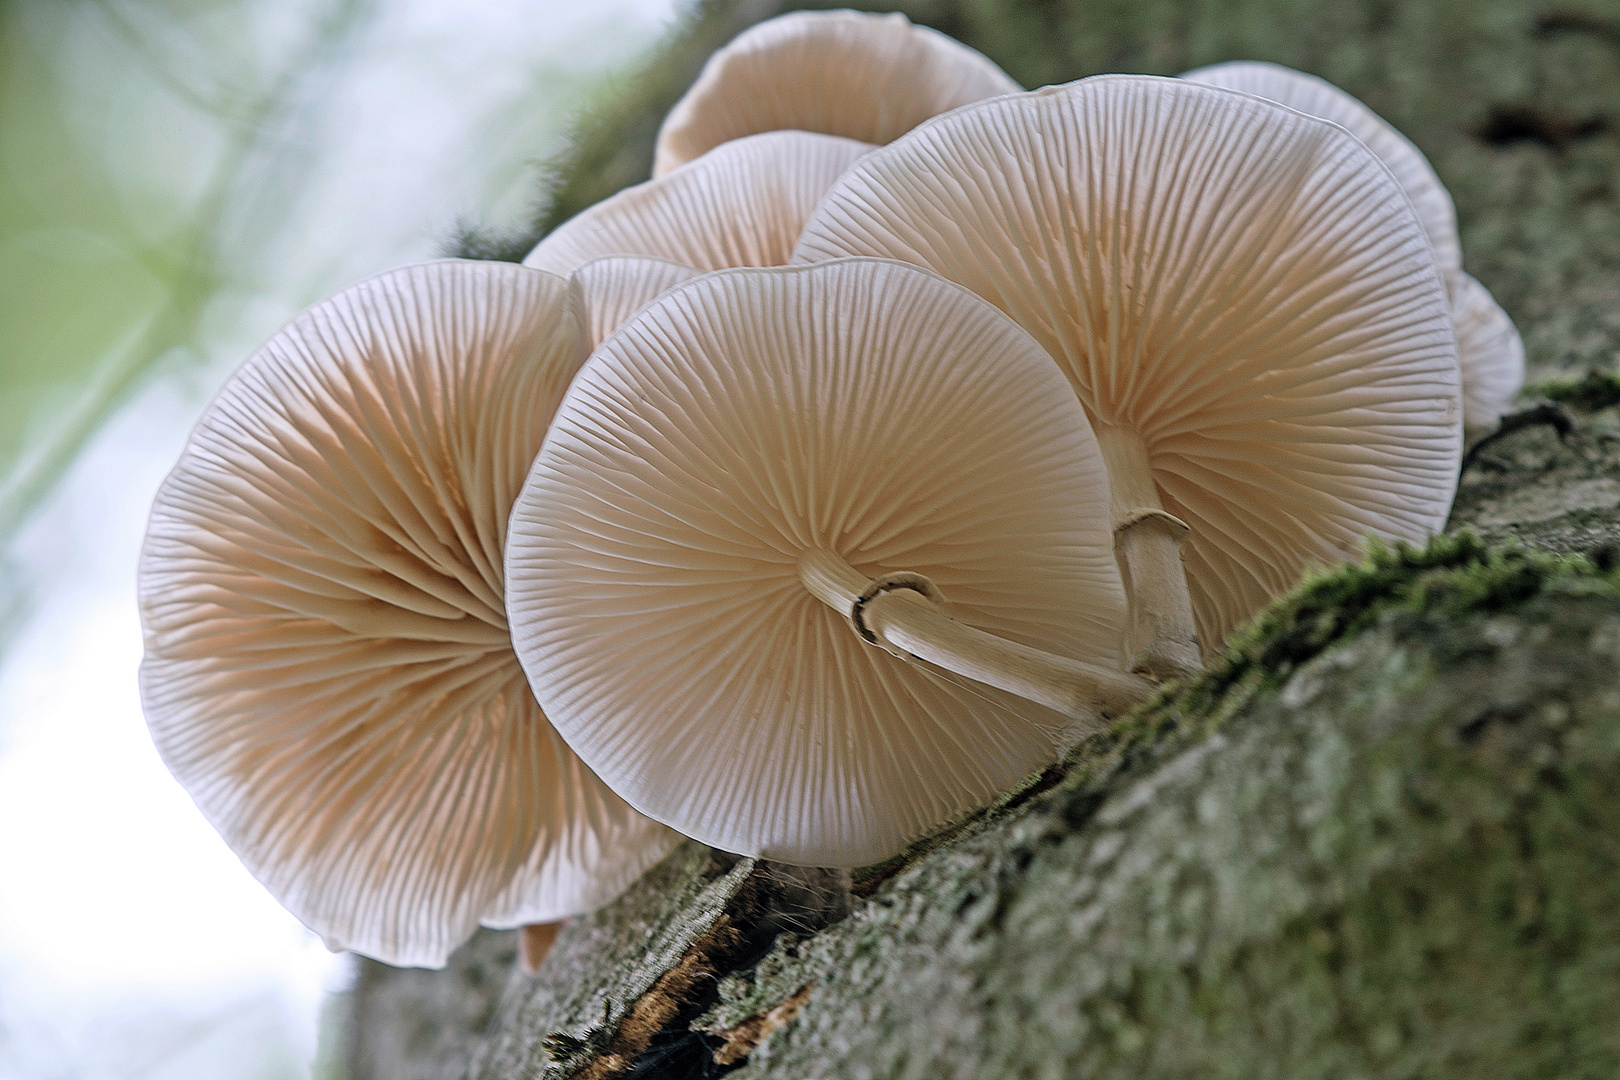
690, 547, 1620, 1078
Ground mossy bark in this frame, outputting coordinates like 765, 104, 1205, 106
343, 0, 1620, 1075
693, 578, 1620, 1078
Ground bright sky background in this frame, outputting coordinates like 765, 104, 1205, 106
0, 0, 679, 1076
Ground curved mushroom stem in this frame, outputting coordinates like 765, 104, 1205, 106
797, 549, 1152, 724
1093, 424, 1202, 683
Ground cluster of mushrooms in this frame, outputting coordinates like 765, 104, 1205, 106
138, 11, 1524, 970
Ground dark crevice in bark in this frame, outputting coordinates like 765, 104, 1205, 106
564, 863, 851, 1079
1477, 104, 1609, 149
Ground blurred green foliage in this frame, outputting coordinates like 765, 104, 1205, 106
0, 0, 369, 539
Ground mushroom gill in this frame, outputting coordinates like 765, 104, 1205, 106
523, 130, 873, 277
505, 258, 1135, 867
1181, 60, 1524, 430
139, 259, 681, 968
568, 255, 700, 349
794, 75, 1462, 669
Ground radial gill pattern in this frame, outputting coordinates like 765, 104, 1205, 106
1181, 61, 1523, 429
139, 260, 679, 967
794, 75, 1462, 653
523, 130, 873, 276
1181, 60, 1461, 271
506, 258, 1125, 867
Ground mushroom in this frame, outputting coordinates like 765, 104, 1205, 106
652, 9, 1020, 177
568, 255, 699, 348
523, 130, 873, 277
1180, 60, 1524, 430
793, 75, 1462, 674
505, 258, 1146, 867
139, 259, 681, 968
518, 922, 563, 973
1447, 268, 1526, 430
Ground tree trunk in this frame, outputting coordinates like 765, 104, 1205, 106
340, 0, 1620, 1075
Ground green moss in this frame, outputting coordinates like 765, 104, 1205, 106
1047, 534, 1618, 831
848, 535, 1617, 896
1111, 533, 1617, 757
716, 557, 1620, 1079
1530, 368, 1620, 411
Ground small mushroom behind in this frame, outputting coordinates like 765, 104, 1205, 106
652, 9, 1020, 176
506, 258, 1140, 867
1180, 60, 1524, 430
1181, 61, 1461, 271
794, 75, 1462, 672
523, 130, 873, 277
568, 256, 700, 348
139, 260, 681, 968
1448, 270, 1526, 430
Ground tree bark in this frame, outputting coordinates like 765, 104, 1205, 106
341, 0, 1620, 1075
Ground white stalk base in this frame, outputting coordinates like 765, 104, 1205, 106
1113, 509, 1202, 682
797, 550, 1152, 726
1094, 424, 1202, 683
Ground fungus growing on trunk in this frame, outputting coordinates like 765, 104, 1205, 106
523, 130, 872, 276
794, 75, 1463, 676
652, 9, 1020, 176
139, 260, 680, 968
1180, 60, 1524, 430
505, 258, 1146, 867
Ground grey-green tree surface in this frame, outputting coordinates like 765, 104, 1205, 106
341, 0, 1620, 1076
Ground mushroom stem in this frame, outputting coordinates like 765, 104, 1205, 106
519, 920, 564, 974
797, 549, 1152, 723
1092, 424, 1202, 682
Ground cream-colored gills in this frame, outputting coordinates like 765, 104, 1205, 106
506, 259, 1130, 867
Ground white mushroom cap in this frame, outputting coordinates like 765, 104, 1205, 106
139, 260, 681, 968
569, 256, 700, 349
1181, 60, 1524, 429
793, 75, 1462, 652
652, 9, 1020, 176
505, 258, 1125, 867
523, 130, 873, 277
